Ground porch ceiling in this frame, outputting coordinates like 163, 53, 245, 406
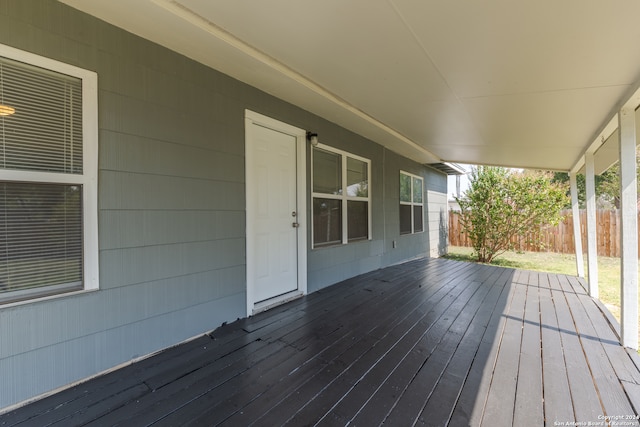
61, 0, 640, 172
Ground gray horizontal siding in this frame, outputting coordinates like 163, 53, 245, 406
100, 130, 245, 182
99, 171, 245, 211
99, 240, 245, 289
0, 0, 252, 409
0, 0, 448, 410
100, 210, 244, 250
0, 292, 243, 408
0, 270, 244, 361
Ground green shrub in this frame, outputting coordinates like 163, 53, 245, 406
455, 167, 568, 263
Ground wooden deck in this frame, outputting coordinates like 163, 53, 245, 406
2, 258, 640, 426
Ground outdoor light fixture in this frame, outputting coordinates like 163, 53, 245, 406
307, 131, 319, 146
0, 104, 15, 116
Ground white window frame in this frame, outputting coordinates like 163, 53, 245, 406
400, 170, 424, 235
0, 43, 99, 306
311, 143, 372, 248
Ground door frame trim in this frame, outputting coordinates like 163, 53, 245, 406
244, 110, 307, 316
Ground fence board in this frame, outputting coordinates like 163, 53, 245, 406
448, 209, 639, 258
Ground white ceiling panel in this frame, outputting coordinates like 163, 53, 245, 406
60, 0, 640, 172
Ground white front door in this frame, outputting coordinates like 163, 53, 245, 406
245, 111, 307, 314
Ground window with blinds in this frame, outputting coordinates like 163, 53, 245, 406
0, 45, 98, 305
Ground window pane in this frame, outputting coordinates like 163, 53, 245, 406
413, 177, 423, 203
313, 148, 342, 194
0, 58, 83, 174
346, 157, 368, 197
347, 201, 368, 241
400, 204, 412, 234
400, 173, 411, 202
313, 198, 342, 246
0, 182, 83, 303
413, 205, 424, 232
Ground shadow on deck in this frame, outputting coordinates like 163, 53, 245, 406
2, 257, 640, 426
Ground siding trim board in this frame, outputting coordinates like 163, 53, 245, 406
0, 0, 448, 411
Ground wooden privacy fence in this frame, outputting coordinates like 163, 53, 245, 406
449, 209, 638, 258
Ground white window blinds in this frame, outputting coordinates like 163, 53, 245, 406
0, 57, 83, 173
0, 54, 86, 304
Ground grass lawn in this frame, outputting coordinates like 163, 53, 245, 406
444, 246, 635, 339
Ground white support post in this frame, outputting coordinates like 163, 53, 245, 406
570, 172, 585, 278
619, 106, 638, 350
585, 152, 598, 299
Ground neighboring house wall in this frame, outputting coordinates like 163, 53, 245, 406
0, 0, 447, 410
426, 168, 450, 258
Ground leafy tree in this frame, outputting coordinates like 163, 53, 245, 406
552, 152, 640, 209
455, 166, 568, 263
551, 172, 586, 208
594, 155, 640, 208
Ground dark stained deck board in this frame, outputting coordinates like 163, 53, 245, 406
447, 267, 516, 426
479, 272, 528, 427
553, 275, 605, 422
513, 272, 544, 426
148, 342, 304, 427
269, 269, 481, 426
253, 276, 472, 425
241, 258, 447, 333
584, 294, 640, 414
2, 258, 640, 427
150, 261, 476, 426
539, 274, 575, 424
377, 266, 511, 426
49, 384, 150, 427
329, 264, 509, 425
623, 380, 640, 415
90, 262, 449, 426
85, 339, 284, 426
327, 278, 492, 425
577, 282, 640, 386
411, 267, 513, 426
562, 279, 638, 420
160, 264, 462, 426
141, 260, 440, 393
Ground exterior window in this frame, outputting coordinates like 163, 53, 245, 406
0, 44, 98, 305
400, 171, 424, 234
312, 144, 371, 248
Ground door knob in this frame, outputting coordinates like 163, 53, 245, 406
292, 222, 300, 228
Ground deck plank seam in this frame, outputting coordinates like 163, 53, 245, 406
361, 280, 494, 425
290, 267, 484, 425
558, 277, 609, 420
5, 259, 640, 427
571, 285, 640, 420
474, 271, 519, 426
480, 278, 523, 426
298, 277, 483, 426
511, 278, 529, 427
411, 269, 512, 426
447, 266, 516, 426
246, 265, 468, 425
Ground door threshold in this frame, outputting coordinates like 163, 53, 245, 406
252, 290, 304, 315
